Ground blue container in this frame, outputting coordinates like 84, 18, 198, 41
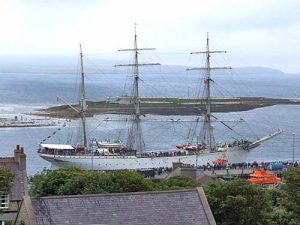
270, 162, 283, 171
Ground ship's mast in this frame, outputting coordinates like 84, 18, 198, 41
115, 24, 160, 156
188, 33, 230, 152
79, 44, 88, 148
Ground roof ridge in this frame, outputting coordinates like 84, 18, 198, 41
0, 157, 15, 161
0, 161, 18, 165
32, 188, 198, 200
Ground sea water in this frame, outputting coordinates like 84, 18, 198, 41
0, 72, 299, 175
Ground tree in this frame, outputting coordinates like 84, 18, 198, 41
75, 172, 114, 195
204, 179, 271, 225
0, 167, 15, 224
156, 176, 200, 190
280, 167, 300, 222
56, 170, 154, 195
0, 168, 15, 193
30, 168, 155, 196
110, 170, 154, 193
268, 187, 287, 207
30, 167, 83, 196
267, 207, 299, 225
30, 167, 200, 197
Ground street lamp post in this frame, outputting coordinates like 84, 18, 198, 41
292, 133, 295, 165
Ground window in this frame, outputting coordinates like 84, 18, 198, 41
0, 221, 14, 225
0, 194, 9, 209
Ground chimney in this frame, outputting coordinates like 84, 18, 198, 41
14, 145, 27, 170
180, 168, 197, 181
14, 145, 21, 162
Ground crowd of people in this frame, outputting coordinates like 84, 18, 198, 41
197, 160, 299, 171
149, 160, 300, 177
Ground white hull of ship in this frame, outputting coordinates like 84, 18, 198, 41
39, 128, 283, 171
39, 151, 225, 171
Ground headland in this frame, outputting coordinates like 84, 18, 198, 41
36, 96, 300, 118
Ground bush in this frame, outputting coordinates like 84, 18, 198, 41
30, 168, 199, 197
204, 179, 271, 225
0, 168, 15, 193
156, 176, 199, 190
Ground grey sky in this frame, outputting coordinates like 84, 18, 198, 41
0, 0, 300, 73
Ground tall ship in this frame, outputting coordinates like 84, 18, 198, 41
38, 31, 282, 171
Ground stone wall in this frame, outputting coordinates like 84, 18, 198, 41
15, 197, 36, 225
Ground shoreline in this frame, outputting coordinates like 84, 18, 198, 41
34, 96, 300, 118
0, 116, 58, 128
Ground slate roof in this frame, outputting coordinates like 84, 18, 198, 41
31, 188, 215, 225
0, 158, 27, 200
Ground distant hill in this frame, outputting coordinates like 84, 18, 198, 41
0, 55, 290, 76
234, 67, 285, 76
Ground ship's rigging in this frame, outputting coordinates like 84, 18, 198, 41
187, 33, 232, 152
115, 24, 160, 156
176, 33, 282, 152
